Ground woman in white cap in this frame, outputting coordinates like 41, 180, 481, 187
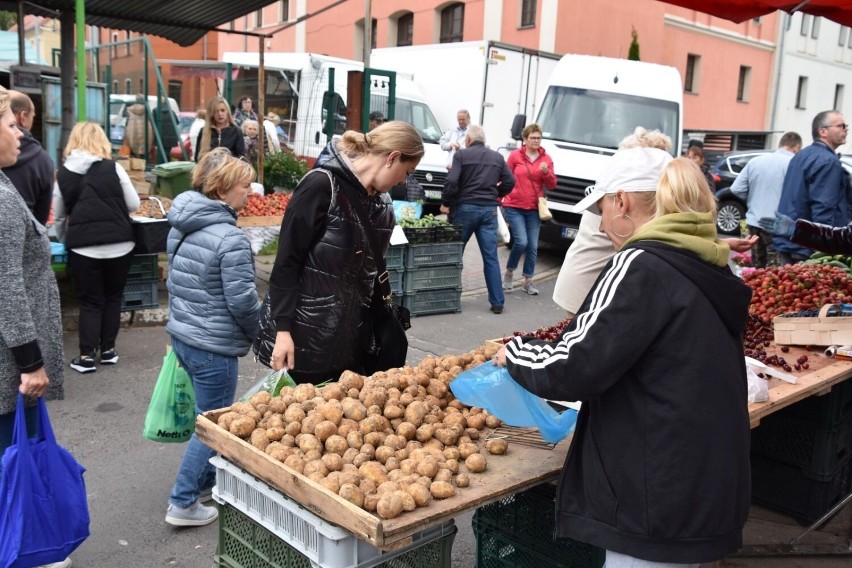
496, 152, 752, 567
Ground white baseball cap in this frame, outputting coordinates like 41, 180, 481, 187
571, 147, 673, 215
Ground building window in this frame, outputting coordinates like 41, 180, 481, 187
124, 31, 131, 56
169, 80, 183, 103
111, 32, 118, 57
835, 84, 845, 112
256, 8, 263, 28
737, 65, 752, 102
397, 12, 413, 47
279, 0, 289, 22
371, 18, 377, 49
840, 27, 848, 46
796, 76, 808, 109
521, 0, 537, 28
440, 3, 464, 43
112, 80, 118, 94
800, 14, 811, 36
125, 78, 131, 95
684, 54, 700, 93
811, 16, 821, 39
139, 78, 144, 94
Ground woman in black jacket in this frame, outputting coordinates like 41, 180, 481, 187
194, 95, 245, 161
496, 151, 752, 566
760, 212, 852, 255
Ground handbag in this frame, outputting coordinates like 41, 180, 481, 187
538, 196, 553, 222
142, 347, 197, 443
0, 395, 90, 567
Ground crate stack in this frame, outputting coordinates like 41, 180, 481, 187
472, 483, 605, 568
121, 254, 160, 311
750, 378, 852, 525
394, 225, 464, 317
210, 457, 457, 568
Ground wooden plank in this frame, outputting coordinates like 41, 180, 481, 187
197, 409, 569, 550
237, 215, 283, 227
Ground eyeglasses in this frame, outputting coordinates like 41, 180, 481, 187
826, 123, 849, 130
527, 136, 542, 141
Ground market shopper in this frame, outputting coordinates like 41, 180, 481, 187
501, 123, 556, 295
242, 119, 261, 164
760, 212, 852, 255
165, 148, 261, 527
5, 90, 54, 225
233, 95, 258, 127
267, 121, 424, 384
439, 109, 470, 168
195, 95, 245, 161
53, 122, 140, 374
496, 152, 752, 566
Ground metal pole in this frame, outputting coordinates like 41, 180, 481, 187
258, 36, 266, 186
76, 0, 86, 121
17, 3, 25, 65
363, 0, 371, 66
59, 8, 75, 160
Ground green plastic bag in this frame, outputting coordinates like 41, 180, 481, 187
239, 369, 296, 402
142, 348, 196, 443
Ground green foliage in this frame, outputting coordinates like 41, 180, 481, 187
258, 236, 279, 256
259, 151, 309, 194
0, 12, 16, 31
628, 26, 640, 61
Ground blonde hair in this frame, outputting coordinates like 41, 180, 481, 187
0, 86, 9, 115
192, 147, 256, 199
337, 120, 424, 163
655, 157, 717, 218
619, 127, 672, 152
64, 121, 112, 159
198, 96, 235, 160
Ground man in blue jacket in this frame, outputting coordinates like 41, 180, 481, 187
773, 111, 849, 264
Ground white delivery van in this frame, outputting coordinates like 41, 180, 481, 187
522, 54, 683, 244
371, 41, 560, 152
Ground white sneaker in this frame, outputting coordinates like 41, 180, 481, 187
502, 271, 514, 291
38, 559, 72, 568
165, 501, 218, 527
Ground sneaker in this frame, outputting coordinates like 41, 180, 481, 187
490, 305, 504, 314
199, 486, 215, 503
165, 501, 218, 527
100, 350, 119, 365
38, 559, 72, 568
70, 356, 96, 374
523, 282, 540, 296
502, 271, 514, 291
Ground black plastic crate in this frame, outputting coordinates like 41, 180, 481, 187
404, 242, 464, 269
433, 224, 463, 243
778, 378, 852, 429
750, 453, 852, 526
402, 226, 434, 244
385, 245, 405, 271
473, 484, 604, 568
403, 265, 463, 294
751, 409, 852, 476
126, 254, 160, 283
402, 287, 462, 317
121, 281, 159, 311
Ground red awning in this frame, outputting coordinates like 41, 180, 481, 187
661, 0, 852, 27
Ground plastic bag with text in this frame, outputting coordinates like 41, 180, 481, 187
450, 363, 577, 443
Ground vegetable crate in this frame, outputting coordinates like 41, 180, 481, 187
385, 245, 405, 271
401, 288, 462, 317
211, 456, 456, 568
472, 483, 604, 568
404, 243, 464, 269
120, 281, 159, 311
403, 265, 463, 294
50, 242, 67, 272
126, 254, 160, 283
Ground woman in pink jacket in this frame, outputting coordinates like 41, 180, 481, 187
502, 123, 557, 295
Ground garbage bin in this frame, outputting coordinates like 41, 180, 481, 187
152, 161, 195, 198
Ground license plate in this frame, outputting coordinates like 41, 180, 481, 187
424, 189, 442, 200
561, 227, 578, 239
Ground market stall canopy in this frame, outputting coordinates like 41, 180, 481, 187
660, 0, 852, 27
0, 0, 283, 47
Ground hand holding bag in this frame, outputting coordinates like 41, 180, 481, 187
142, 347, 197, 443
0, 395, 90, 567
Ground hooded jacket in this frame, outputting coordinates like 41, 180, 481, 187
166, 191, 260, 357
3, 128, 54, 225
505, 212, 752, 564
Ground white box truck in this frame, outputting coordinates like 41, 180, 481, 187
222, 52, 447, 210
371, 41, 561, 153
519, 54, 683, 244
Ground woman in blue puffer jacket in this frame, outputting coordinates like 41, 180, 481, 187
163, 148, 261, 528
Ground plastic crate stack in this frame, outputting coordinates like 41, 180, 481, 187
750, 378, 852, 525
472, 483, 605, 568
121, 254, 160, 311
210, 456, 457, 568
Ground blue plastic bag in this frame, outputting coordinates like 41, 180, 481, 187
0, 395, 90, 567
450, 363, 578, 444
393, 200, 422, 223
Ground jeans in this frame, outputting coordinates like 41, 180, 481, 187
68, 251, 133, 356
451, 203, 504, 308
169, 336, 239, 508
503, 207, 541, 278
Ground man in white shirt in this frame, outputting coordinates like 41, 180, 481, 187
439, 109, 470, 168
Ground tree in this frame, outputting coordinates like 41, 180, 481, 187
0, 11, 16, 31
628, 26, 640, 61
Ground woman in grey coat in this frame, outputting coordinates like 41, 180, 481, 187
0, 86, 64, 462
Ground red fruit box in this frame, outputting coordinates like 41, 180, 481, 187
773, 304, 852, 347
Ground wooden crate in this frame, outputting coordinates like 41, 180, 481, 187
236, 215, 283, 227
773, 305, 852, 347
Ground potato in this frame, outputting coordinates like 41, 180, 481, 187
442, 458, 460, 474
269, 398, 287, 414
322, 452, 344, 472
423, 438, 444, 451
430, 480, 456, 499
394, 447, 410, 461
338, 370, 364, 392
400, 458, 418, 475
415, 424, 435, 443
283, 455, 306, 474
319, 475, 340, 494
443, 447, 461, 461
383, 404, 403, 420
465, 428, 481, 440
434, 468, 454, 483
360, 478, 377, 496
383, 434, 406, 451
363, 492, 380, 512
361, 388, 387, 409
301, 413, 323, 435
359, 443, 376, 460
485, 414, 502, 428
266, 426, 285, 442
404, 401, 429, 427
284, 404, 306, 424
342, 447, 360, 465
359, 461, 389, 486
466, 414, 486, 430
485, 438, 508, 455
406, 482, 433, 507
293, 384, 316, 403
364, 431, 386, 448
443, 413, 466, 429
342, 398, 367, 422
396, 422, 417, 441
268, 447, 290, 463
385, 457, 400, 472
314, 420, 338, 443
377, 492, 404, 519
458, 442, 479, 459
339, 469, 361, 487
394, 490, 417, 512
250, 429, 270, 451
281, 433, 295, 447
465, 453, 487, 473
304, 449, 322, 463
434, 428, 458, 447
427, 379, 448, 399
303, 459, 329, 478
249, 391, 272, 407
324, 435, 349, 457
320, 384, 345, 402
229, 416, 256, 438
455, 473, 470, 488
399, 392, 415, 406
318, 402, 343, 425
375, 445, 395, 465
284, 421, 302, 438
416, 457, 439, 479
338, 483, 365, 508
298, 434, 322, 453
217, 411, 240, 430
346, 431, 364, 450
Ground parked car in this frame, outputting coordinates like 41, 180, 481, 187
169, 111, 196, 160
709, 150, 771, 235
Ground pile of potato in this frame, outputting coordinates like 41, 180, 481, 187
217, 343, 509, 519
132, 196, 173, 219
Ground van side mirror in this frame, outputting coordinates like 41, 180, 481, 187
510, 114, 526, 140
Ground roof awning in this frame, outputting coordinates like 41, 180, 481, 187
660, 0, 852, 27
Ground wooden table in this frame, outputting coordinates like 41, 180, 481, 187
197, 344, 852, 552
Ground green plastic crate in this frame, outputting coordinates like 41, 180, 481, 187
120, 281, 158, 311
126, 254, 160, 283
473, 484, 604, 568
403, 265, 462, 294
401, 287, 462, 317
388, 269, 404, 297
403, 242, 464, 269
385, 245, 405, 271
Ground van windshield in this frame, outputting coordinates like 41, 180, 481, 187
537, 87, 679, 156
394, 99, 443, 144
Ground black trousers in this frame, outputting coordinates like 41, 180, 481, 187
68, 250, 133, 357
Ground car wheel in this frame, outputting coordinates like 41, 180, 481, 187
717, 200, 745, 235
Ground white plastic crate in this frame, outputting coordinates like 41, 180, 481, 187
210, 456, 455, 568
